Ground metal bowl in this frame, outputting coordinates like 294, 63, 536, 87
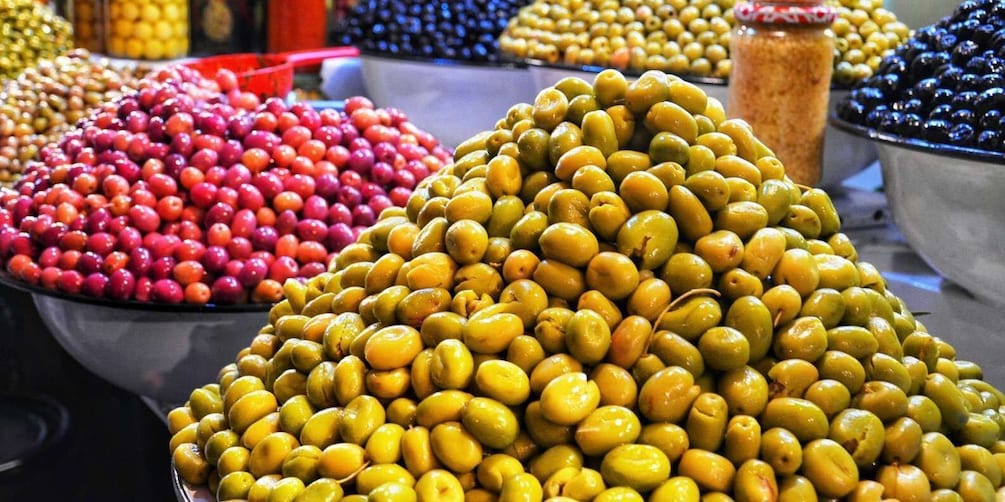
358, 52, 538, 149
173, 466, 213, 502
831, 116, 1005, 306
526, 61, 877, 188
0, 273, 268, 404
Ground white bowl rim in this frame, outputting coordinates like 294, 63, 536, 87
521, 58, 861, 91
830, 114, 1005, 164
358, 49, 529, 70
521, 57, 729, 86
0, 271, 270, 314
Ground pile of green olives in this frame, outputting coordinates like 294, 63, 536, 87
171, 68, 1005, 502
0, 50, 148, 184
498, 0, 911, 85
499, 0, 736, 78
0, 0, 74, 81
829, 0, 912, 85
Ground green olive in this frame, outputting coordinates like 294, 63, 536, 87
575, 405, 641, 457
800, 438, 859, 498
733, 459, 778, 502
760, 427, 803, 476
685, 392, 729, 452
851, 380, 909, 423
529, 444, 584, 483
773, 316, 828, 362
876, 464, 933, 502
648, 330, 705, 379
803, 379, 852, 420
718, 365, 769, 417
616, 209, 679, 271
698, 326, 750, 372
638, 366, 702, 423
356, 464, 416, 495
499, 472, 544, 502
461, 397, 519, 450
828, 408, 885, 468
720, 415, 761, 466
916, 432, 962, 489
600, 444, 671, 493
676, 448, 735, 493
767, 359, 819, 398
477, 454, 525, 493
540, 372, 601, 426
761, 398, 830, 442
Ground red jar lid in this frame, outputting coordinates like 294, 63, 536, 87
734, 1, 837, 25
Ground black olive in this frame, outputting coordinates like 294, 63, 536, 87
922, 119, 953, 143
976, 130, 1002, 150
948, 123, 976, 145
952, 91, 980, 109
901, 113, 924, 136
980, 109, 1003, 130
838, 99, 868, 123
974, 87, 1005, 114
935, 33, 959, 52
950, 108, 976, 126
932, 88, 956, 106
929, 104, 955, 121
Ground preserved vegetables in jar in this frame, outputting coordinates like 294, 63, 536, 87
728, 0, 836, 186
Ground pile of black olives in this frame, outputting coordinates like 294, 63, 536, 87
335, 0, 530, 62
838, 0, 1005, 152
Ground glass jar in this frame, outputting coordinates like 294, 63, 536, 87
105, 0, 189, 60
727, 0, 836, 186
190, 0, 266, 56
58, 0, 106, 52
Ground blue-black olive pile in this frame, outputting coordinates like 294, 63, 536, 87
336, 0, 530, 62
837, 0, 1005, 152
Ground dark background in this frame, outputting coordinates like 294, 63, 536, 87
0, 287, 174, 501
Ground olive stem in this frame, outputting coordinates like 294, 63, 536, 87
334, 460, 371, 485
643, 287, 721, 354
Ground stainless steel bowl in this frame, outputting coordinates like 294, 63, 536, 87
358, 52, 538, 149
832, 116, 1005, 306
0, 274, 268, 404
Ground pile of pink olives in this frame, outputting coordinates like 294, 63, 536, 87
0, 66, 450, 305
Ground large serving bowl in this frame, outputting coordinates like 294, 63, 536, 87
173, 466, 212, 502
527, 61, 877, 188
832, 116, 1005, 306
0, 274, 268, 404
358, 52, 538, 148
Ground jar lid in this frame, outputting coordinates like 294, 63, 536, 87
734, 1, 838, 25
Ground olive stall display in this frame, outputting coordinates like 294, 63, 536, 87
838, 0, 1005, 153
500, 0, 738, 78
0, 50, 150, 185
0, 0, 74, 80
170, 68, 1005, 501
335, 0, 532, 62
0, 66, 451, 305
498, 0, 910, 85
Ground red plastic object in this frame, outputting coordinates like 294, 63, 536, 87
184, 46, 360, 98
